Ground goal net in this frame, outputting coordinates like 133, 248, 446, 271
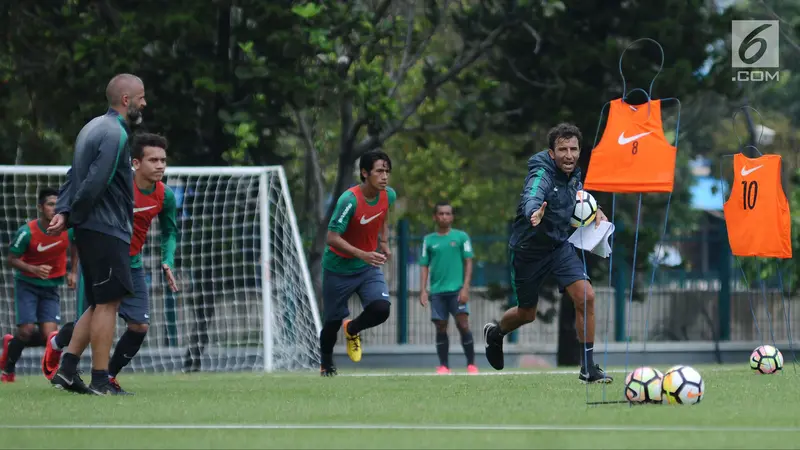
0, 165, 321, 373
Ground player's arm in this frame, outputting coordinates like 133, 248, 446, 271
7, 225, 48, 279
326, 192, 384, 266
55, 169, 73, 217
419, 236, 430, 306
67, 228, 79, 289
379, 187, 396, 256
459, 232, 474, 303
68, 127, 127, 223
159, 186, 180, 292
520, 166, 553, 225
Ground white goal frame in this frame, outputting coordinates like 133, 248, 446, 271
0, 165, 321, 373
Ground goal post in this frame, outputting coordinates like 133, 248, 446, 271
0, 165, 321, 374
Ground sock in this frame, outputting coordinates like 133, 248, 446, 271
108, 329, 147, 377
347, 300, 391, 335
319, 321, 341, 367
61, 352, 80, 374
53, 322, 75, 350
435, 332, 449, 367
460, 330, 475, 365
91, 369, 109, 386
581, 342, 594, 370
5, 337, 26, 373
26, 333, 44, 347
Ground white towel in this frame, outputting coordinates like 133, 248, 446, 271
568, 221, 615, 258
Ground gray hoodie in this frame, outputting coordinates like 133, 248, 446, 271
56, 109, 134, 243
509, 150, 584, 254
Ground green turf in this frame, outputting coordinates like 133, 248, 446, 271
2, 364, 799, 448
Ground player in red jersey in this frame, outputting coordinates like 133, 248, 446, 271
1, 188, 79, 382
43, 133, 179, 393
319, 150, 395, 376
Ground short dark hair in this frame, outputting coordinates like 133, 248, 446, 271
433, 201, 452, 214
131, 132, 168, 161
359, 150, 392, 182
38, 187, 58, 205
547, 123, 582, 151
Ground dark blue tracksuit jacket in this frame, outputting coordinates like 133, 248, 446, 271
509, 150, 585, 255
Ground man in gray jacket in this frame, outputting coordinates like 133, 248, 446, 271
47, 73, 145, 395
483, 123, 613, 384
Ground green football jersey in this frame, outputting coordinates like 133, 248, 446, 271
322, 186, 397, 274
419, 229, 473, 294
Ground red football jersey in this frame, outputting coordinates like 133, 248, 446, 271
329, 186, 389, 258
19, 220, 69, 279
130, 181, 165, 257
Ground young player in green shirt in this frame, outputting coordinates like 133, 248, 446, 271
319, 151, 395, 376
1, 188, 79, 383
419, 201, 476, 374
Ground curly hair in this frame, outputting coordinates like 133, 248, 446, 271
547, 123, 582, 150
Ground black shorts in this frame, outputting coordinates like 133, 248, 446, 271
510, 242, 590, 310
74, 228, 134, 306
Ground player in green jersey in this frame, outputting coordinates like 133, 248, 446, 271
319, 151, 395, 376
419, 201, 477, 374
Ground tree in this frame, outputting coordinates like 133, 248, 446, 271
241, 0, 544, 300
465, 0, 736, 288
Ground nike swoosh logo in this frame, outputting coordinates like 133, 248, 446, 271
57, 373, 73, 386
359, 212, 383, 225
618, 131, 652, 145
37, 242, 62, 252
741, 165, 763, 176
133, 205, 157, 213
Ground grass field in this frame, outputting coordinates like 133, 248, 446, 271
2, 364, 800, 448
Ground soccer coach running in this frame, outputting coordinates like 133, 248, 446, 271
48, 74, 145, 395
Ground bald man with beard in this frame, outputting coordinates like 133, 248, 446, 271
47, 73, 146, 395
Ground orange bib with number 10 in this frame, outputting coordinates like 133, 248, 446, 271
723, 153, 792, 259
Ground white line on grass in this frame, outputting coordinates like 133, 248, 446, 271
1, 423, 798, 432
335, 366, 741, 377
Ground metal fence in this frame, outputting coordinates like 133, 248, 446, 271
334, 219, 799, 351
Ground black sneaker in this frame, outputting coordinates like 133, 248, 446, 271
51, 369, 94, 394
89, 379, 131, 395
320, 364, 337, 377
108, 377, 134, 395
483, 321, 504, 370
579, 364, 613, 384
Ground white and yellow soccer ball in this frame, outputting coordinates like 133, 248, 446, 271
750, 345, 783, 374
661, 365, 704, 405
624, 366, 664, 404
570, 190, 598, 227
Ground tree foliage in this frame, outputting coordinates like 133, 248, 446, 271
0, 0, 757, 308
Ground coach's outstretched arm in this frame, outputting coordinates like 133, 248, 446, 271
68, 128, 127, 224
520, 164, 553, 223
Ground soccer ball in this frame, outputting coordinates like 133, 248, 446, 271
661, 365, 704, 405
624, 366, 663, 404
750, 345, 783, 374
570, 190, 598, 227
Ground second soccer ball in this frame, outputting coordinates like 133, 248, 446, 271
750, 345, 783, 374
624, 366, 663, 404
